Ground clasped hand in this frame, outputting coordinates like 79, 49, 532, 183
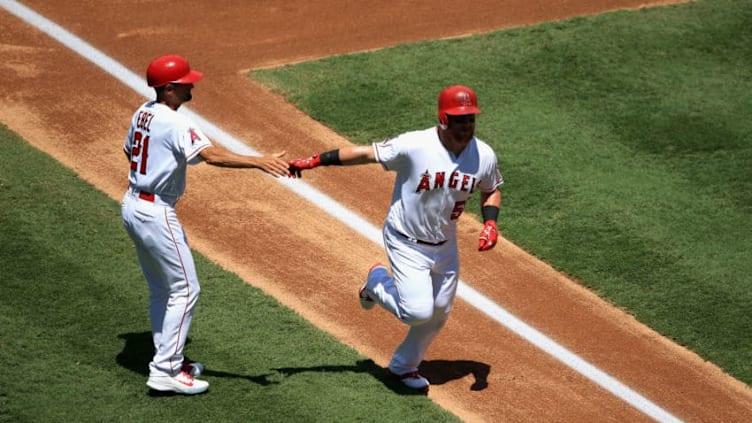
287, 154, 321, 178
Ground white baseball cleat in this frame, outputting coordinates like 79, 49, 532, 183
182, 361, 204, 378
388, 369, 430, 393
360, 264, 386, 310
147, 370, 209, 395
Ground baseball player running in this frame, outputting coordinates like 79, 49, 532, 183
121, 54, 290, 395
288, 85, 503, 393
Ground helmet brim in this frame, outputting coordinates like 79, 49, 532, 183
444, 105, 482, 116
171, 70, 203, 85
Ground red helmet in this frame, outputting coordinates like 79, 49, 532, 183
146, 54, 203, 87
438, 85, 482, 125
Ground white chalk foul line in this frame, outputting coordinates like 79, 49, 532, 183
0, 1, 682, 421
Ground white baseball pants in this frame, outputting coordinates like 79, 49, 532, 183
367, 224, 460, 375
121, 190, 199, 377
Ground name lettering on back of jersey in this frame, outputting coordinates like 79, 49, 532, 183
416, 170, 477, 193
136, 110, 154, 132
188, 128, 202, 145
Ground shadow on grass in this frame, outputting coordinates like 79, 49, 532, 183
117, 332, 489, 395
273, 358, 490, 395
116, 331, 277, 389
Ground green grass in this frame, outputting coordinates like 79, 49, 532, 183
253, 0, 752, 385
0, 127, 460, 422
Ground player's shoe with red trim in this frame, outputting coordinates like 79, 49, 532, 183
387, 369, 430, 393
182, 361, 204, 377
360, 264, 386, 310
147, 370, 209, 395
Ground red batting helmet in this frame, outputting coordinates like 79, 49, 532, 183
146, 54, 203, 87
438, 85, 482, 125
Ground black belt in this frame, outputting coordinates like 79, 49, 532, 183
397, 231, 447, 246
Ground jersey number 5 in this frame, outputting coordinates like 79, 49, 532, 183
451, 200, 466, 220
130, 131, 150, 175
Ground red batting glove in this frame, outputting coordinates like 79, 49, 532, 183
478, 220, 498, 251
287, 154, 322, 178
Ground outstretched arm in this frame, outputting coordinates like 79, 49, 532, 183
199, 145, 290, 177
338, 145, 377, 165
288, 145, 376, 178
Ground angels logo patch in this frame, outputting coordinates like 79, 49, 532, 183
188, 128, 202, 145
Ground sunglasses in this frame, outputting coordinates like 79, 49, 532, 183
449, 115, 476, 124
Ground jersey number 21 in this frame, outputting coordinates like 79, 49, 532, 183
130, 131, 149, 175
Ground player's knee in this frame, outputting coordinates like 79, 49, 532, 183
190, 286, 201, 300
400, 302, 434, 325
184, 283, 201, 305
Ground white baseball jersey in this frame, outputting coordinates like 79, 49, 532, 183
374, 126, 504, 243
124, 101, 212, 198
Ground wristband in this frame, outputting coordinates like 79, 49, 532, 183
319, 149, 342, 166
481, 205, 499, 223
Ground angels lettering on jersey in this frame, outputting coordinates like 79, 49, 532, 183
416, 169, 478, 194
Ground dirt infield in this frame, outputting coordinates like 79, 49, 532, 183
2, 0, 751, 421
